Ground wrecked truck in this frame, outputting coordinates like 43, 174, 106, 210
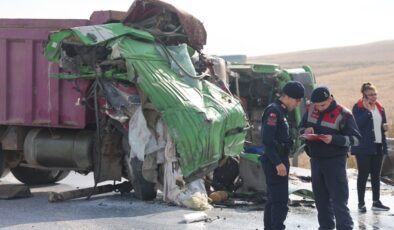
217, 63, 316, 193
227, 63, 315, 153
0, 0, 247, 204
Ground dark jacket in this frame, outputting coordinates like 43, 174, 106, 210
261, 100, 293, 166
351, 99, 388, 155
300, 100, 361, 158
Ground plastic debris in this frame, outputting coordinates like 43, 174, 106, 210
183, 211, 208, 223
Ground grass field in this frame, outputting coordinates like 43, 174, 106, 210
249, 40, 394, 137
318, 63, 394, 135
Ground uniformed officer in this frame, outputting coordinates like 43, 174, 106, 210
300, 86, 361, 230
261, 81, 305, 230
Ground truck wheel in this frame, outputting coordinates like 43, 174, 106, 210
130, 158, 157, 201
11, 166, 70, 185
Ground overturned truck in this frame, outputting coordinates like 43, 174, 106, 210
0, 0, 247, 205
224, 63, 316, 193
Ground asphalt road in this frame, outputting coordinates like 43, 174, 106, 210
0, 169, 393, 230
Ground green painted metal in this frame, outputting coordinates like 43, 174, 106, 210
117, 38, 247, 180
44, 25, 247, 181
240, 153, 260, 164
278, 69, 309, 155
302, 65, 316, 85
228, 63, 279, 74
252, 64, 279, 74
49, 70, 129, 81
44, 23, 154, 63
276, 70, 292, 93
44, 30, 73, 63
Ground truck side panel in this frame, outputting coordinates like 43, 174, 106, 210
0, 19, 92, 128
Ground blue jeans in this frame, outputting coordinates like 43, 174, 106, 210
355, 144, 384, 203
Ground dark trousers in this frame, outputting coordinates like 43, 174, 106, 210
355, 145, 383, 203
262, 155, 289, 230
310, 155, 353, 230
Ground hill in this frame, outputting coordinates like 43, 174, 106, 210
249, 40, 394, 136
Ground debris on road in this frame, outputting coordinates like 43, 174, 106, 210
183, 211, 208, 223
48, 181, 132, 202
209, 191, 229, 203
0, 184, 31, 199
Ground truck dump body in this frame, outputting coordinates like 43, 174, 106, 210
0, 19, 91, 128
0, 12, 125, 128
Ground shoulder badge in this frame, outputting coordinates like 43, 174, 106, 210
266, 112, 278, 126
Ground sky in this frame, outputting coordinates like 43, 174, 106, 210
1, 0, 394, 56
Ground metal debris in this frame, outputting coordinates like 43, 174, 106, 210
48, 181, 132, 202
0, 184, 31, 199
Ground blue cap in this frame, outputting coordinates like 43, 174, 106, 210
311, 86, 331, 103
282, 81, 305, 99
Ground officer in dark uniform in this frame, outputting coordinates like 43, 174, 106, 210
300, 86, 361, 230
261, 81, 305, 230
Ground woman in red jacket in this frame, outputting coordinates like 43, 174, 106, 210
351, 82, 390, 212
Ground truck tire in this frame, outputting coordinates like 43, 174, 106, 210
11, 166, 70, 185
130, 157, 157, 201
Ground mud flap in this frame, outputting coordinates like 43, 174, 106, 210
130, 157, 157, 201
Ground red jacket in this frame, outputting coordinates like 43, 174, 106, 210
300, 100, 361, 158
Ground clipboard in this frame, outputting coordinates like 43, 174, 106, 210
300, 134, 326, 141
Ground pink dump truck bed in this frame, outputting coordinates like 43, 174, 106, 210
0, 11, 125, 129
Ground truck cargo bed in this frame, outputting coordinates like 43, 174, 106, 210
0, 12, 124, 128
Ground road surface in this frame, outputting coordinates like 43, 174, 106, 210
0, 169, 393, 230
